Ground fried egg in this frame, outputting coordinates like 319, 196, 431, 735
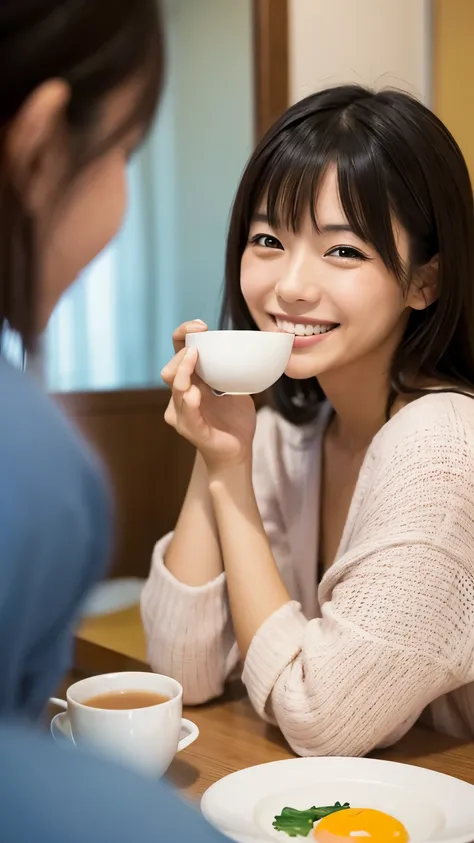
313, 807, 409, 841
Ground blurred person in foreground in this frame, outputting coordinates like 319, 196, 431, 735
0, 2, 227, 841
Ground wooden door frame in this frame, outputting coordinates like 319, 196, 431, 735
253, 0, 289, 140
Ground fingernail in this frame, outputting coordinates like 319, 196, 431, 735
192, 319, 206, 325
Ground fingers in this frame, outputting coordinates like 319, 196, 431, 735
180, 384, 204, 431
170, 348, 198, 422
164, 358, 209, 442
179, 385, 209, 439
161, 345, 198, 389
164, 384, 207, 441
172, 319, 207, 353
164, 347, 198, 424
161, 348, 186, 387
173, 348, 198, 396
183, 384, 202, 410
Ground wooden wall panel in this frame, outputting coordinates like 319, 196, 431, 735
57, 389, 194, 580
434, 0, 474, 179
253, 0, 289, 139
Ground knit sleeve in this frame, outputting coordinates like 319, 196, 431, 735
242, 396, 474, 756
141, 407, 295, 704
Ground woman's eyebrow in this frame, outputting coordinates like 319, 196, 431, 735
319, 223, 354, 233
250, 214, 356, 237
250, 211, 269, 224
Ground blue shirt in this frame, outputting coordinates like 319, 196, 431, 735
0, 360, 228, 842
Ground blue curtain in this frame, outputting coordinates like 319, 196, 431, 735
45, 144, 172, 392
45, 0, 254, 393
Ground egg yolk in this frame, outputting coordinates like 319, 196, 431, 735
313, 807, 409, 842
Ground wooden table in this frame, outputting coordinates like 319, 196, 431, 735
75, 606, 474, 801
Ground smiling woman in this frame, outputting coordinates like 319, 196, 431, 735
222, 85, 473, 423
142, 85, 474, 760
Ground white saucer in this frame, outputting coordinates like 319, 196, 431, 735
81, 578, 145, 617
51, 711, 198, 752
201, 756, 474, 843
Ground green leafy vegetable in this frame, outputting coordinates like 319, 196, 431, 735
272, 802, 350, 837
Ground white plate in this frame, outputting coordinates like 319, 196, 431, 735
201, 757, 474, 843
81, 578, 145, 617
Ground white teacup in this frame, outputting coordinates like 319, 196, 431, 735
50, 671, 199, 777
185, 330, 294, 395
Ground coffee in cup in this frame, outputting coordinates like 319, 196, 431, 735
84, 690, 170, 709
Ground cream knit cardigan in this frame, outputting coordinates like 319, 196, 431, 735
142, 393, 474, 756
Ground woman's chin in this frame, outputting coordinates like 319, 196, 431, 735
284, 356, 332, 381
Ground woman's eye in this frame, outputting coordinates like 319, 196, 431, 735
326, 246, 367, 260
251, 234, 284, 250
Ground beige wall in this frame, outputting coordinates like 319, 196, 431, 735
289, 0, 432, 104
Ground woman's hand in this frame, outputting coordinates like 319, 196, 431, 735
162, 321, 257, 474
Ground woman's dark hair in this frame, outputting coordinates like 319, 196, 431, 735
220, 85, 474, 424
0, 0, 163, 349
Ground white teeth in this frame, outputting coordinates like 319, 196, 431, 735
275, 317, 336, 336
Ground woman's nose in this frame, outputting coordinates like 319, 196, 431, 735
274, 253, 321, 304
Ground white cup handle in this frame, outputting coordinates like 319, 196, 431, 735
178, 718, 199, 752
49, 697, 67, 710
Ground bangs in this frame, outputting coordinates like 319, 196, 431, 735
253, 114, 407, 285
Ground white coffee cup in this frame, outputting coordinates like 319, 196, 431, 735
185, 330, 294, 395
50, 671, 199, 777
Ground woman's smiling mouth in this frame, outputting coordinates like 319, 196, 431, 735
272, 315, 340, 347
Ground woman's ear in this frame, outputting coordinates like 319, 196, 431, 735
408, 255, 439, 311
4, 79, 70, 214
